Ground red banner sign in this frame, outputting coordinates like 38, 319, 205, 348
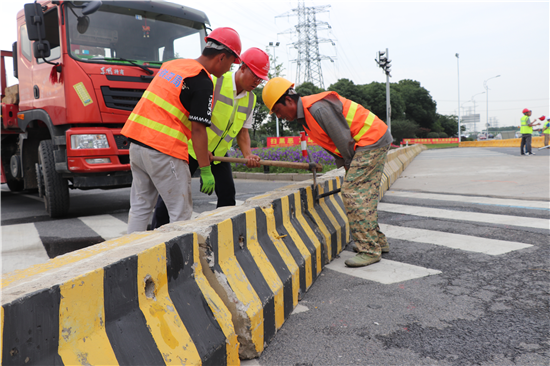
402, 138, 459, 144
267, 136, 318, 147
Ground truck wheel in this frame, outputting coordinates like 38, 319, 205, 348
38, 140, 70, 217
3, 157, 24, 192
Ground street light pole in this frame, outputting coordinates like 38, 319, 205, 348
456, 53, 460, 142
484, 75, 500, 139
269, 41, 281, 137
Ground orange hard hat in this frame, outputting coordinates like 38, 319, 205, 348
262, 77, 294, 113
241, 48, 270, 81
205, 27, 242, 64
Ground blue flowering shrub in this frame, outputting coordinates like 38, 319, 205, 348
228, 146, 336, 173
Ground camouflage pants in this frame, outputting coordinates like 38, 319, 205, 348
341, 146, 389, 256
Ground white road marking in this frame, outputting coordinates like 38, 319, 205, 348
378, 202, 549, 230
208, 200, 245, 206
385, 191, 550, 210
291, 304, 309, 315
380, 224, 533, 255
1, 223, 49, 274
326, 251, 441, 284
78, 214, 128, 241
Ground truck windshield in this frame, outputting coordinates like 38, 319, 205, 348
66, 2, 206, 67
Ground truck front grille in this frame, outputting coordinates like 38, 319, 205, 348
101, 87, 145, 111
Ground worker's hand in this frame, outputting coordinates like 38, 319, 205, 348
199, 166, 215, 195
244, 154, 261, 168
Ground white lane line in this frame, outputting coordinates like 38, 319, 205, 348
1, 223, 50, 273
326, 251, 441, 284
378, 202, 550, 230
384, 191, 550, 210
380, 224, 533, 255
78, 214, 128, 241
208, 200, 245, 206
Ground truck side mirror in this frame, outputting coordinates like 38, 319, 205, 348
33, 40, 51, 59
24, 3, 47, 41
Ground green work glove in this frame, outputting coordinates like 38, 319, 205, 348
199, 166, 215, 195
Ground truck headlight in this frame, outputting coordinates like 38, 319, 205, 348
70, 134, 110, 149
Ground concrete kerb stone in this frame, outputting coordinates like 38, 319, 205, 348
1, 230, 240, 365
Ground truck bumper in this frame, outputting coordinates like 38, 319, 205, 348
72, 171, 132, 189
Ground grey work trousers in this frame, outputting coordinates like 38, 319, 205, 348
127, 143, 192, 234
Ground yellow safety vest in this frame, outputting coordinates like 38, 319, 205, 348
520, 115, 533, 135
543, 121, 550, 134
188, 72, 256, 163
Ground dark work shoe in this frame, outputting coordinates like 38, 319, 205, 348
351, 241, 389, 253
345, 253, 381, 267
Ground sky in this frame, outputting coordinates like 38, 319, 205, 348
1, 0, 548, 133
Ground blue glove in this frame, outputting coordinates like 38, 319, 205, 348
199, 166, 215, 195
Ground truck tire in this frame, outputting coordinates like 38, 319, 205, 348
38, 140, 70, 217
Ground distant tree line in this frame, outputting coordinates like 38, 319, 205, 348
247, 63, 459, 147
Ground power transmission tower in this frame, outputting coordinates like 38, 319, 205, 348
276, 1, 334, 89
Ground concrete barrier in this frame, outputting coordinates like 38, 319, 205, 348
1, 232, 239, 365
459, 136, 545, 148
1, 145, 425, 364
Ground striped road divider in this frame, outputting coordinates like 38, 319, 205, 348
1, 145, 425, 365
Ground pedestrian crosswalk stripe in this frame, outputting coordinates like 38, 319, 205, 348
1, 223, 49, 273
78, 214, 128, 241
326, 251, 441, 284
378, 202, 549, 230
385, 191, 550, 210
380, 223, 533, 255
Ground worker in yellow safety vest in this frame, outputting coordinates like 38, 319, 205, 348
520, 108, 540, 155
122, 27, 242, 234
262, 77, 393, 268
542, 118, 550, 148
151, 48, 270, 229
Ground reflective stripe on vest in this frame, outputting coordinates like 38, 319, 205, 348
520, 115, 533, 134
188, 72, 256, 162
121, 59, 208, 161
302, 92, 387, 158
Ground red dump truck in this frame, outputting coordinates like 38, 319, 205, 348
1, 0, 209, 217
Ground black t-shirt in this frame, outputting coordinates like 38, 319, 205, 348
180, 70, 213, 126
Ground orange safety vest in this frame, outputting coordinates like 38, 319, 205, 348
121, 59, 210, 161
301, 92, 387, 157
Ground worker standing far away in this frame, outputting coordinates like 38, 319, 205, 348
520, 108, 540, 156
151, 47, 269, 229
262, 77, 393, 268
121, 27, 242, 234
542, 118, 550, 148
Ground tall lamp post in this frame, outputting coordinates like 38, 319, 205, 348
269, 42, 280, 137
456, 53, 461, 141
484, 75, 500, 139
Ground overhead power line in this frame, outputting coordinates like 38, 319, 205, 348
276, 1, 335, 89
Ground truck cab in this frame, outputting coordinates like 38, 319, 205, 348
1, 0, 209, 217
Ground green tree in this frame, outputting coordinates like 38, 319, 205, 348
296, 81, 325, 96
436, 114, 459, 137
328, 78, 367, 107
362, 82, 406, 122
390, 119, 419, 143
394, 79, 437, 130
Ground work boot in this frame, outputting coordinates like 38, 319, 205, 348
344, 253, 381, 267
350, 241, 389, 253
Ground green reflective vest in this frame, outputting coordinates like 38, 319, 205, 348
543, 121, 550, 135
188, 72, 256, 164
520, 115, 533, 134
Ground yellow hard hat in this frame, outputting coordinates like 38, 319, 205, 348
262, 77, 294, 113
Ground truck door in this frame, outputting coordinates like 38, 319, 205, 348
17, 23, 34, 111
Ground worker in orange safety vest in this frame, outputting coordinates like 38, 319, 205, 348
122, 27, 242, 234
262, 77, 393, 268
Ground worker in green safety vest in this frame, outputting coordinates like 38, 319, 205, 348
520, 108, 540, 155
152, 47, 270, 229
542, 118, 550, 148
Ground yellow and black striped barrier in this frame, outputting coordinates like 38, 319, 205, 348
1, 145, 424, 365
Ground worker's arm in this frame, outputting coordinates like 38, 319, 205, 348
192, 122, 212, 167
236, 128, 260, 168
